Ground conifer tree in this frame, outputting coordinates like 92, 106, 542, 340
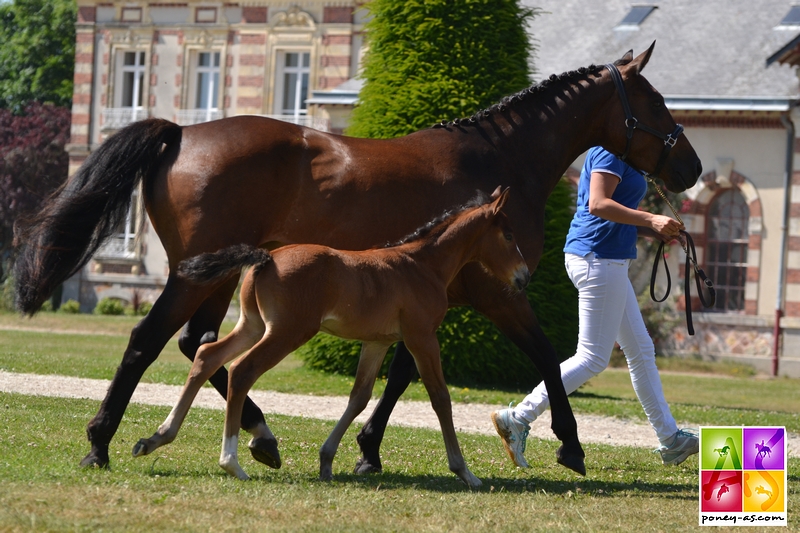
300, 0, 580, 385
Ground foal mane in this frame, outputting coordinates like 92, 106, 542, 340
432, 64, 605, 129
383, 192, 492, 248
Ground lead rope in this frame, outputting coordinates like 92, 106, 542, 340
646, 177, 716, 335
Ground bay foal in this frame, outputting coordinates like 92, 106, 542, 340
133, 189, 528, 488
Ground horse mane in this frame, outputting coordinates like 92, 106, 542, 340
432, 64, 605, 129
383, 191, 492, 248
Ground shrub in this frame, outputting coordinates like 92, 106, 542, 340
59, 299, 81, 314
136, 301, 153, 316
94, 297, 125, 315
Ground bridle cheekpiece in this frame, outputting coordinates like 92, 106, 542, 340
604, 63, 684, 177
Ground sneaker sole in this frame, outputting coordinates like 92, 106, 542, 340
662, 447, 699, 466
491, 412, 529, 468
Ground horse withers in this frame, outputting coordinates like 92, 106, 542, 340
132, 188, 528, 488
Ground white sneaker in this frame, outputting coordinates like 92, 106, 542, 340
656, 429, 699, 466
491, 404, 530, 468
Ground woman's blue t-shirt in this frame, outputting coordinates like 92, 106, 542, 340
563, 147, 647, 259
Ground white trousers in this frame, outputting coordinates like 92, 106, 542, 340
512, 253, 678, 444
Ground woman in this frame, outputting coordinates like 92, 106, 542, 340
491, 146, 698, 468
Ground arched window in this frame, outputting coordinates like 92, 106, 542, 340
706, 189, 749, 312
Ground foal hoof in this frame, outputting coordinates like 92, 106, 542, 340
249, 437, 281, 469
132, 439, 150, 458
354, 456, 382, 475
556, 446, 586, 477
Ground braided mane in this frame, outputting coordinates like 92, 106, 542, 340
432, 64, 604, 129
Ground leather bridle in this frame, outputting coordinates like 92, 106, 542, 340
605, 63, 684, 178
605, 63, 713, 335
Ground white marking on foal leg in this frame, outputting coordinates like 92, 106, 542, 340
219, 433, 249, 480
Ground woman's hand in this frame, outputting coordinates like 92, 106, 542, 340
648, 214, 684, 242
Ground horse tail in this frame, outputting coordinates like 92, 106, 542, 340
177, 244, 272, 285
13, 118, 182, 315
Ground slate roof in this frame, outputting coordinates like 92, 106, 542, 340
522, 0, 800, 100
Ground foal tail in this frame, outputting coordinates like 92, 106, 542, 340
178, 244, 272, 285
13, 118, 182, 315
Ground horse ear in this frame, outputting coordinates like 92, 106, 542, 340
628, 41, 656, 75
491, 187, 510, 215
614, 50, 634, 67
489, 185, 502, 199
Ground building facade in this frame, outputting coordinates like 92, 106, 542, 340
64, 0, 364, 312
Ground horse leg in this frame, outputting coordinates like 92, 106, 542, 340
321, 342, 391, 481
405, 334, 481, 489
176, 278, 276, 466
80, 276, 214, 468
473, 289, 585, 476
132, 311, 265, 457
219, 326, 315, 480
354, 342, 417, 474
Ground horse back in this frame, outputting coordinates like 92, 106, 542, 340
250, 243, 447, 343
146, 116, 516, 264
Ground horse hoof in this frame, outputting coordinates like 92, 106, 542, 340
79, 449, 109, 469
132, 439, 150, 457
353, 457, 382, 475
556, 451, 586, 476
249, 437, 281, 469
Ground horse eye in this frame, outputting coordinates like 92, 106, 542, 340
504, 233, 513, 242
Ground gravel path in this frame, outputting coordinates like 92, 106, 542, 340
1, 370, 796, 456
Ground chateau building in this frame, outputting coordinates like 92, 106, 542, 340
63, 0, 363, 311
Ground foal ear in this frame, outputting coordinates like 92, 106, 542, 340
491, 187, 511, 215
628, 41, 656, 75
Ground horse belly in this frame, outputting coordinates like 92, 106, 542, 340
319, 312, 402, 344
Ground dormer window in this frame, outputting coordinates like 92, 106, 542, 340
616, 5, 657, 29
779, 5, 800, 26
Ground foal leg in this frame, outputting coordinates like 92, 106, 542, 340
219, 327, 316, 480
177, 278, 275, 466
405, 334, 481, 489
132, 313, 265, 457
321, 342, 391, 481
354, 342, 417, 474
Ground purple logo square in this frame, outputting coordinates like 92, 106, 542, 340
743, 427, 785, 470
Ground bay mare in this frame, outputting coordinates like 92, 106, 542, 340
132, 189, 528, 488
14, 43, 701, 476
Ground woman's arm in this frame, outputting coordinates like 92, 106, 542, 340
588, 171, 684, 240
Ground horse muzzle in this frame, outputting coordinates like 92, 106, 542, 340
512, 267, 531, 291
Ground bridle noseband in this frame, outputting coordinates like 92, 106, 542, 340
605, 63, 684, 177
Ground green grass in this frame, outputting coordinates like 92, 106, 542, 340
3, 392, 796, 532
1, 313, 798, 530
